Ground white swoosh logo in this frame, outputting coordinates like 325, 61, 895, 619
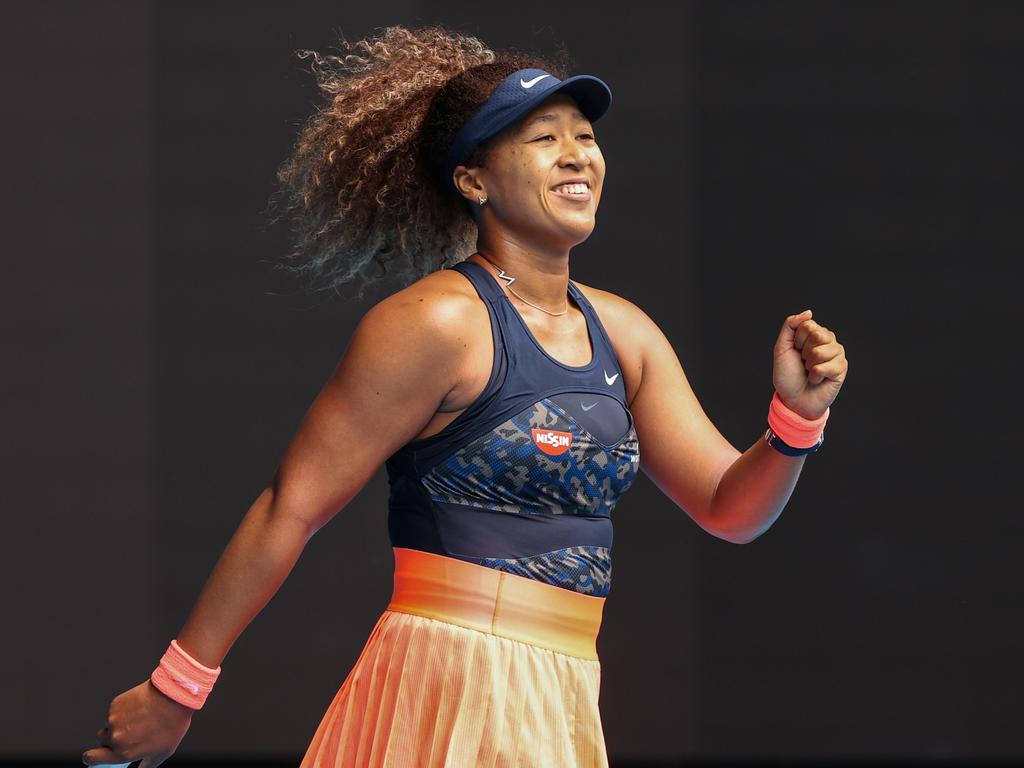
173, 676, 200, 694
520, 74, 551, 89
604, 370, 619, 385
581, 401, 598, 411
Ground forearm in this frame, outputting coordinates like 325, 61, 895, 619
706, 434, 807, 544
172, 487, 314, 668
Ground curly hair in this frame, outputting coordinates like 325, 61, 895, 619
270, 25, 573, 300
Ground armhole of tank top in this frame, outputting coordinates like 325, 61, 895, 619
568, 280, 621, 370
401, 265, 506, 450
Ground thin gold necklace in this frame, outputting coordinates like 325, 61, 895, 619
473, 252, 569, 317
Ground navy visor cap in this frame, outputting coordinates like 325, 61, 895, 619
444, 68, 612, 195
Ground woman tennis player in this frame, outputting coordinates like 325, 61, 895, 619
82, 24, 848, 768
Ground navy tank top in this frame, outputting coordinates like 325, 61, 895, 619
384, 260, 640, 597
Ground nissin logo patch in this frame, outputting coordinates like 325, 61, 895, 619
531, 427, 573, 456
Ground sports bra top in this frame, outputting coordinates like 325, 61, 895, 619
384, 259, 641, 597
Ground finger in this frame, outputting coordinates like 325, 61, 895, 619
82, 747, 124, 766
803, 339, 842, 366
809, 354, 847, 383
797, 323, 836, 354
776, 309, 812, 352
794, 320, 825, 351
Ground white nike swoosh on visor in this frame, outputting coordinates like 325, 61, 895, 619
521, 75, 551, 89
581, 402, 597, 411
604, 370, 619, 385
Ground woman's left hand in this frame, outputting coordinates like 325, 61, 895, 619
772, 309, 848, 420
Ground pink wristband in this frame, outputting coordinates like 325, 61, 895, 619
767, 391, 829, 449
150, 639, 221, 710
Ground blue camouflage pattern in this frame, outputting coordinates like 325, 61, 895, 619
467, 545, 612, 597
419, 397, 639, 517
418, 396, 638, 595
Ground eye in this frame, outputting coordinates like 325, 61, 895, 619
533, 133, 596, 142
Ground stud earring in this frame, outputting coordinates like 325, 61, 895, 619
478, 197, 487, 205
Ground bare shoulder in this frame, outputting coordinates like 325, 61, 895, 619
268, 267, 488, 531
364, 266, 494, 422
339, 266, 488, 420
369, 265, 484, 330
571, 279, 650, 334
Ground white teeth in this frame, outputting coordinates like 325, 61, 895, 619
555, 184, 588, 194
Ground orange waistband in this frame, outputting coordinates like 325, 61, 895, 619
386, 547, 605, 660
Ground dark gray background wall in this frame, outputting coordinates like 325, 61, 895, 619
4, 0, 1021, 763
2, 0, 160, 761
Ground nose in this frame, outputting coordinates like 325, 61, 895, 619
559, 139, 591, 168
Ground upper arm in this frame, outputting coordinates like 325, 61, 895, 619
267, 288, 471, 532
627, 303, 740, 533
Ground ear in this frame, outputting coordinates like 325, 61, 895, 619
452, 165, 486, 205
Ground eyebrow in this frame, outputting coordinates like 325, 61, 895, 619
519, 111, 591, 132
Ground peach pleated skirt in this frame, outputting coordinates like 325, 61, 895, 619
299, 547, 608, 767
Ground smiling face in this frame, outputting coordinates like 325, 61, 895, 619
453, 93, 606, 253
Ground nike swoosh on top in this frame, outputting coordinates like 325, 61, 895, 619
520, 74, 551, 89
581, 401, 598, 411
604, 370, 620, 385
